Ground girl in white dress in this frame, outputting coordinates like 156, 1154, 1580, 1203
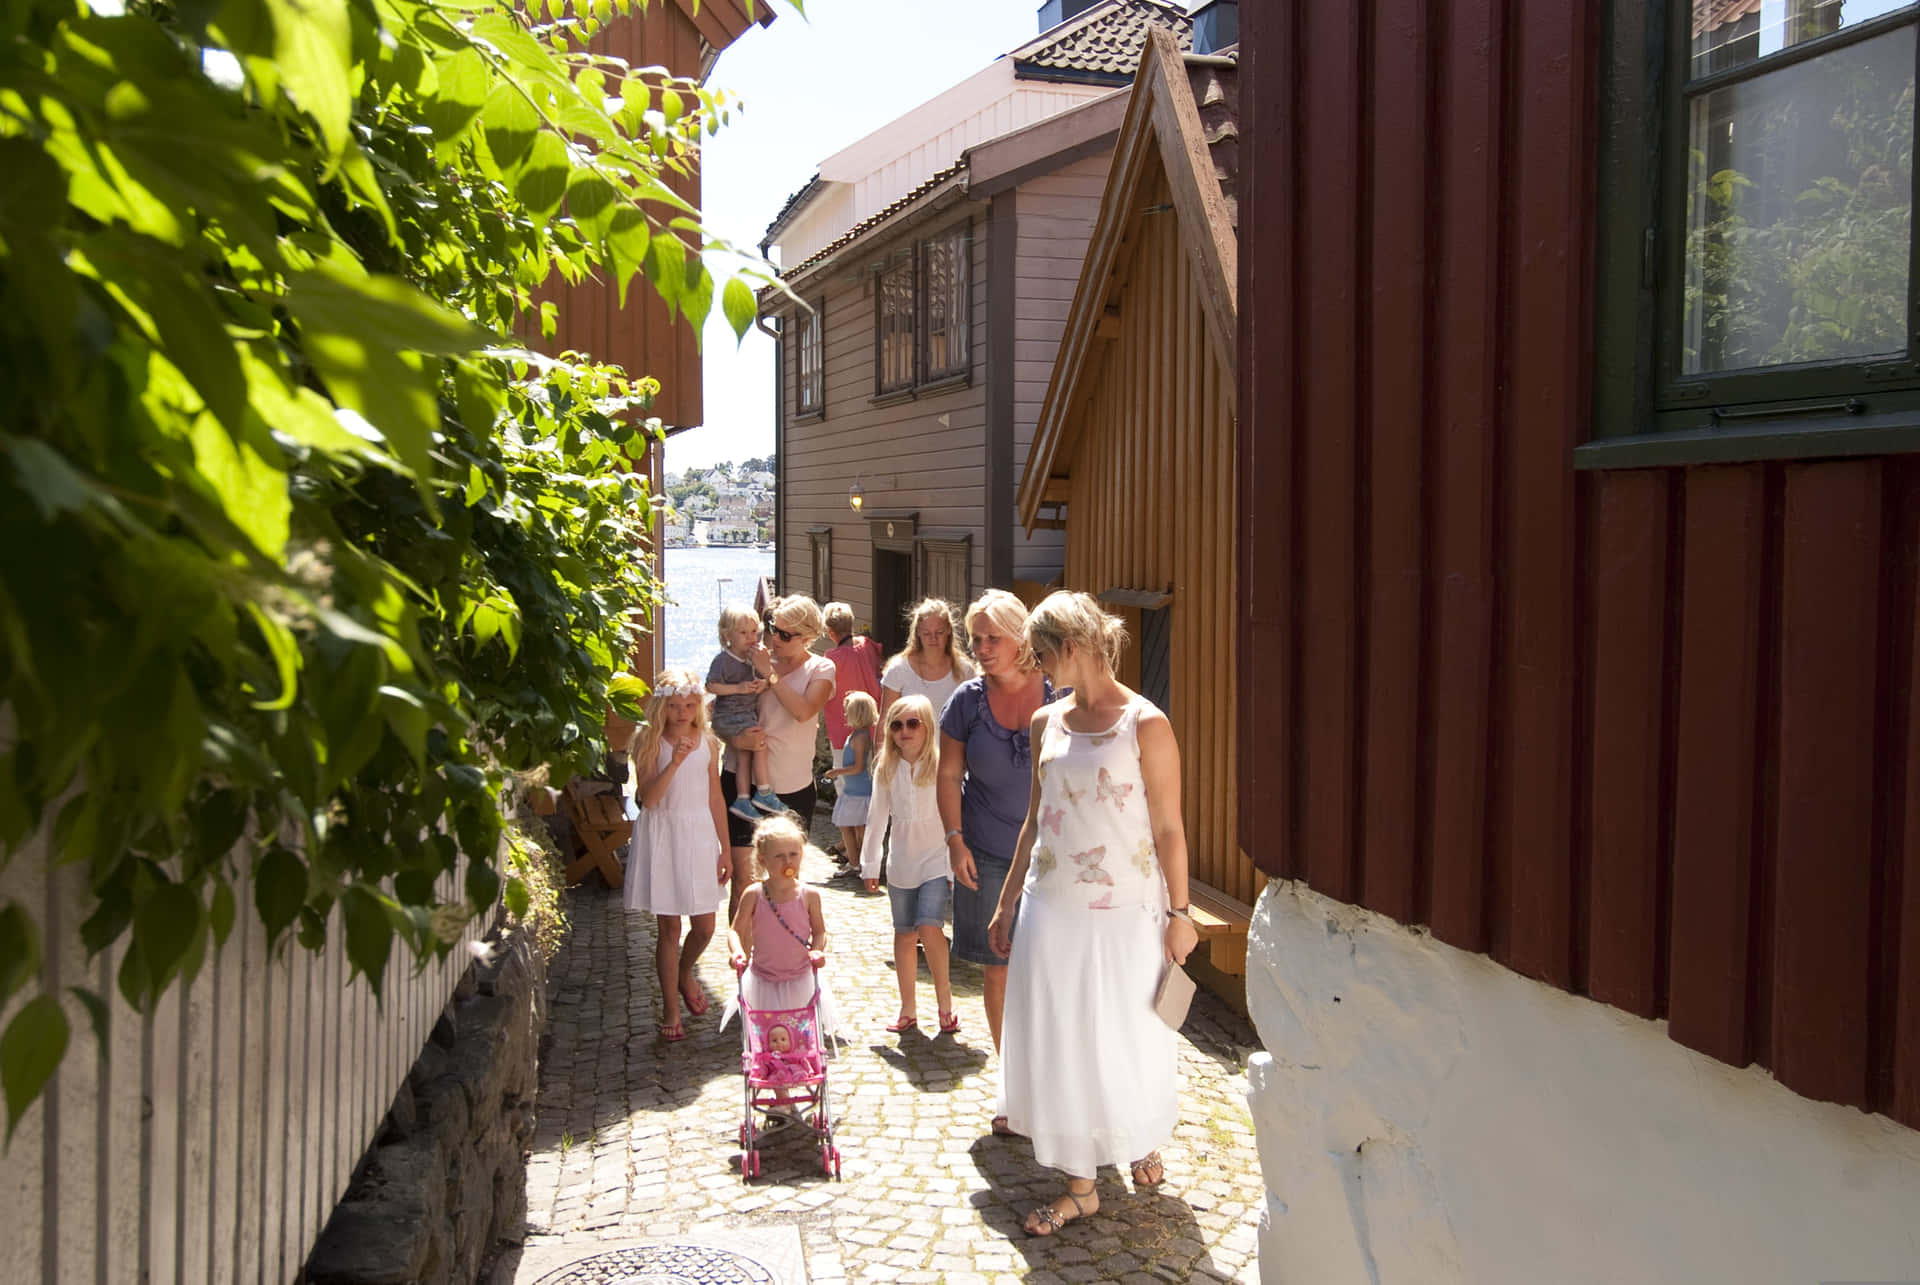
988, 592, 1201, 1236
625, 668, 732, 1042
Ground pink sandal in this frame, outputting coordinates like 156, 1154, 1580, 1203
938, 1011, 960, 1034
886, 1014, 917, 1033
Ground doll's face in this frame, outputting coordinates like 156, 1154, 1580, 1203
767, 1024, 792, 1053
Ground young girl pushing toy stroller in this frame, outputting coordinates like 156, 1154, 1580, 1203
725, 815, 842, 1179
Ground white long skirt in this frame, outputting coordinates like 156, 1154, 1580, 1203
997, 895, 1179, 1178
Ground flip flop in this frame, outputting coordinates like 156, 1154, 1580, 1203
680, 982, 710, 1017
886, 1014, 917, 1033
660, 1021, 687, 1042
938, 1011, 960, 1034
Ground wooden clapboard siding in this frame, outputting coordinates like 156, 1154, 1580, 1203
776, 210, 989, 626
1059, 166, 1245, 905
0, 825, 487, 1282
1238, 0, 1920, 1128
1011, 152, 1113, 583
523, 2, 714, 429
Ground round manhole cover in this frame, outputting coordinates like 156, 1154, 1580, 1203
531, 1243, 779, 1285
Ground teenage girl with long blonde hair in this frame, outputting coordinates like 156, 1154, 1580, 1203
625, 668, 732, 1042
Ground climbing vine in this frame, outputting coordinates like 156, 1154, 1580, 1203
0, 0, 792, 1130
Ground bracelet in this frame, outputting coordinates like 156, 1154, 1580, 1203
1168, 906, 1193, 922
945, 828, 964, 842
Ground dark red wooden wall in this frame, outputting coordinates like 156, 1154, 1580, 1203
526, 3, 707, 429
1235, 0, 1920, 1128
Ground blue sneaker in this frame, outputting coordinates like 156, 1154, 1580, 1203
728, 797, 761, 822
750, 788, 788, 815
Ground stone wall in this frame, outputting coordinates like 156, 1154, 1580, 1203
1243, 880, 1920, 1284
305, 925, 547, 1285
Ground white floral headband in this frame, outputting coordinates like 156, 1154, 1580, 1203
657, 682, 702, 697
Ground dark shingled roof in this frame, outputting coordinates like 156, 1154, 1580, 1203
761, 174, 823, 251
1010, 0, 1193, 85
760, 160, 970, 298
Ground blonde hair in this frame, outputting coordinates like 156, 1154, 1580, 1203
823, 601, 855, 638
842, 690, 878, 731
964, 589, 1037, 672
631, 667, 718, 769
889, 597, 975, 681
765, 594, 826, 645
1025, 590, 1128, 671
872, 694, 940, 789
751, 814, 813, 874
717, 603, 759, 645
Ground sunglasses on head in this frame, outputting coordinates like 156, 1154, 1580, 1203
761, 613, 797, 643
889, 716, 924, 733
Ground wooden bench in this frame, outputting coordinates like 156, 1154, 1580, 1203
1189, 882, 1255, 974
561, 777, 630, 888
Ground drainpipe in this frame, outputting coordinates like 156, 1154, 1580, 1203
755, 311, 784, 594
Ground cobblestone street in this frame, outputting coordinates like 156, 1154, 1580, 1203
513, 824, 1266, 1284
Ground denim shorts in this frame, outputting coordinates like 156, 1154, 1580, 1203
950, 850, 1013, 966
888, 876, 952, 933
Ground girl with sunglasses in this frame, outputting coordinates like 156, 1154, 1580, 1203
860, 694, 957, 1036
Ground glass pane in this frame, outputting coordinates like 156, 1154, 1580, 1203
1681, 23, 1914, 375
880, 260, 914, 388
1692, 1, 1913, 77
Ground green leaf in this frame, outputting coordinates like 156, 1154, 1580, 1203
424, 48, 489, 143
607, 207, 650, 306
503, 876, 530, 919
0, 903, 38, 1013
2, 439, 107, 522
339, 886, 392, 994
482, 83, 541, 175
378, 685, 431, 772
243, 602, 300, 711
567, 171, 617, 246
2, 995, 68, 1139
722, 276, 757, 343
267, 0, 354, 164
133, 883, 203, 997
254, 847, 308, 945
465, 858, 500, 911
514, 132, 570, 226
208, 879, 236, 948
187, 410, 289, 560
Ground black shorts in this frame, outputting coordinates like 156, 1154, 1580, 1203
725, 775, 818, 848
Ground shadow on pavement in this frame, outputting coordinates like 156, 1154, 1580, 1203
966, 1135, 1233, 1280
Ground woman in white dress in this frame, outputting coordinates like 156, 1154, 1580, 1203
987, 592, 1199, 1236
625, 668, 733, 1041
880, 598, 974, 721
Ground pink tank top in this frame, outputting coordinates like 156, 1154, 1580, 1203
751, 885, 813, 983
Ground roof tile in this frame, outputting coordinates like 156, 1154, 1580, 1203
1012, 0, 1194, 82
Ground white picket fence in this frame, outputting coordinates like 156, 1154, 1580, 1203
0, 835, 488, 1284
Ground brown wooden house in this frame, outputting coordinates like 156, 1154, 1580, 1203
1017, 29, 1251, 979
1236, 0, 1920, 1132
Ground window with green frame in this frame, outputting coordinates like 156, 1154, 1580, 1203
1585, 0, 1920, 467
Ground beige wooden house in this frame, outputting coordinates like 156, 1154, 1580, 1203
1017, 28, 1250, 978
758, 1, 1194, 653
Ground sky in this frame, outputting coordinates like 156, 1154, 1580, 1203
672, 0, 1058, 475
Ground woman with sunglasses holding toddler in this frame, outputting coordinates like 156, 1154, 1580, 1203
723, 595, 836, 919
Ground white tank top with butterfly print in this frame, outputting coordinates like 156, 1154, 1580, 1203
1024, 694, 1166, 912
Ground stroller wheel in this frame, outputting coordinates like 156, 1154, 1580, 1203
742, 1150, 759, 1180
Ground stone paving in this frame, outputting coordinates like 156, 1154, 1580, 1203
514, 820, 1266, 1284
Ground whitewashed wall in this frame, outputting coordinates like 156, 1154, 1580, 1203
1244, 879, 1920, 1285
0, 830, 487, 1284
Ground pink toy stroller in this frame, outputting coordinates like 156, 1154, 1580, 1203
733, 964, 840, 1180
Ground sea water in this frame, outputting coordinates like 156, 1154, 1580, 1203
660, 545, 777, 672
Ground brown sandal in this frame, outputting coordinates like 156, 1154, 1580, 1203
1024, 1183, 1098, 1237
1130, 1151, 1165, 1188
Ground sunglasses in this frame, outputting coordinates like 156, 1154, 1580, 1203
761, 614, 797, 643
888, 717, 924, 733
